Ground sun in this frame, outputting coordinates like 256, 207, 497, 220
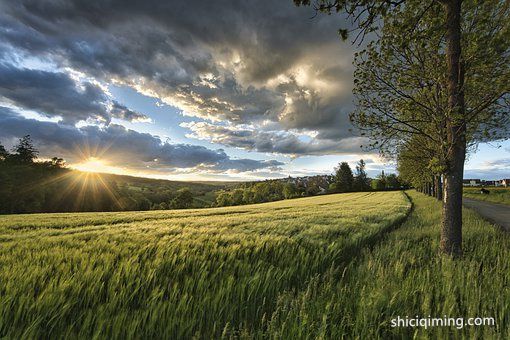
74, 157, 109, 173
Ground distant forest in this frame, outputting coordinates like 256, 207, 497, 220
0, 136, 227, 214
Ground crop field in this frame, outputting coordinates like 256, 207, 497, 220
464, 187, 510, 206
2, 190, 507, 339
0, 191, 410, 339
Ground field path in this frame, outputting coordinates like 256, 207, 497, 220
463, 198, 510, 231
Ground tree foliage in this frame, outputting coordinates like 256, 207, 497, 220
351, 0, 509, 162
171, 188, 194, 209
353, 159, 370, 191
334, 162, 354, 192
294, 0, 405, 42
10, 135, 39, 164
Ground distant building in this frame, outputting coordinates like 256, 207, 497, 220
463, 179, 481, 187
462, 179, 510, 187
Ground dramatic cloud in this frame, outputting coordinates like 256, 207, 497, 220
0, 107, 283, 173
0, 63, 148, 124
182, 121, 365, 156
0, 0, 359, 155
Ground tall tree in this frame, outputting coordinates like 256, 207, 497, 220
294, 0, 510, 255
378, 170, 387, 189
350, 0, 509, 254
335, 162, 354, 192
354, 159, 370, 191
12, 135, 39, 164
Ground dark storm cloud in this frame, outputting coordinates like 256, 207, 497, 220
0, 0, 359, 155
1, 1, 341, 77
0, 107, 283, 172
110, 101, 148, 122
0, 63, 148, 124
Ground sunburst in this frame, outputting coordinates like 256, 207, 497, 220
74, 157, 109, 173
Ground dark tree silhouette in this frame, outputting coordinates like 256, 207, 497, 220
49, 157, 66, 168
11, 135, 38, 164
0, 143, 8, 161
354, 159, 370, 191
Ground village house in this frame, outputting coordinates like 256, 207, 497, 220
462, 178, 510, 187
463, 179, 481, 187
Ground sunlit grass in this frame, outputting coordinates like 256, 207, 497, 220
0, 192, 410, 338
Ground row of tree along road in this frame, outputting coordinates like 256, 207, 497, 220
295, 0, 509, 256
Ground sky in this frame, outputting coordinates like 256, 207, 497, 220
0, 0, 508, 181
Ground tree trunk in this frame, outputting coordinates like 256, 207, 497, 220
435, 175, 443, 200
440, 0, 466, 256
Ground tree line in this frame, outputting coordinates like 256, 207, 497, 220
215, 159, 405, 207
330, 159, 403, 192
1, 136, 407, 212
215, 176, 330, 207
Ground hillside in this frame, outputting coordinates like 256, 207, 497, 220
0, 163, 233, 214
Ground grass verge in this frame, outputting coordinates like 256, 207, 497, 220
464, 187, 510, 206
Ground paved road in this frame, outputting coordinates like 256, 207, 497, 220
463, 198, 510, 232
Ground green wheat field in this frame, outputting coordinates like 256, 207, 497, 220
0, 191, 509, 339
